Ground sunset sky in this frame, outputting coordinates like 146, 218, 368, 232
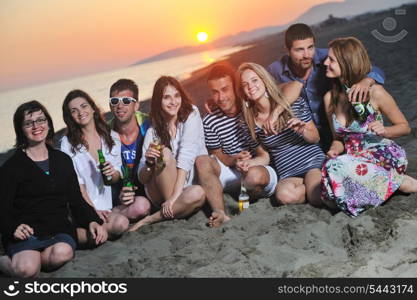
0, 0, 340, 91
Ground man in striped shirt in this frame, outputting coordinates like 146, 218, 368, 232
196, 63, 278, 227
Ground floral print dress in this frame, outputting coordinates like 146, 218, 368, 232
321, 103, 407, 217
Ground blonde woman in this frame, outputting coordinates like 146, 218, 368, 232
237, 62, 325, 206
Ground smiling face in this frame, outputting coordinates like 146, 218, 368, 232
161, 85, 182, 118
324, 48, 342, 78
22, 110, 49, 146
288, 38, 315, 71
68, 97, 95, 127
240, 69, 266, 102
208, 75, 237, 115
110, 89, 139, 124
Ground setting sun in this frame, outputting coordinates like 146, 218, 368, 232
196, 32, 208, 43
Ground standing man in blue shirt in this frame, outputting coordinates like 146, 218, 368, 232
267, 23, 385, 150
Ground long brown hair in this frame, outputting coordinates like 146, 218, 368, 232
150, 76, 193, 148
237, 62, 293, 140
328, 37, 371, 125
63, 89, 114, 154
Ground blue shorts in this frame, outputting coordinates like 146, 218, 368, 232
6, 233, 76, 258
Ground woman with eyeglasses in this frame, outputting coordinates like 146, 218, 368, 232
60, 89, 129, 241
0, 101, 107, 277
128, 76, 206, 231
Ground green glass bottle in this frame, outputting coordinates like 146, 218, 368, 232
123, 164, 134, 188
97, 149, 112, 186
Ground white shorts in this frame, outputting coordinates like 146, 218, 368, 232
213, 155, 278, 197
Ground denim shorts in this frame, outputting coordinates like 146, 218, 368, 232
6, 233, 76, 258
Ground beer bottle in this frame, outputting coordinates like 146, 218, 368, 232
123, 164, 134, 188
97, 149, 112, 186
152, 135, 166, 171
238, 181, 250, 212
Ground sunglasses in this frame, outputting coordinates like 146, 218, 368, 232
109, 97, 137, 106
22, 117, 47, 128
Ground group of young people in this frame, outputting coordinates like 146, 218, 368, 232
1, 23, 416, 277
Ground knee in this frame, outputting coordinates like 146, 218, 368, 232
244, 167, 265, 189
12, 259, 40, 278
186, 186, 205, 207
50, 244, 74, 265
131, 197, 151, 218
112, 215, 129, 234
162, 147, 175, 166
275, 187, 301, 205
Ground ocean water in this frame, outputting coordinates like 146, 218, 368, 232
0, 46, 250, 153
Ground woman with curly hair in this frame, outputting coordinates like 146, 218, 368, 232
129, 76, 206, 231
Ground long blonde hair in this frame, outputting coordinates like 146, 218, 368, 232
328, 37, 371, 125
237, 62, 293, 140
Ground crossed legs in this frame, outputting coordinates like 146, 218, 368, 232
129, 148, 205, 231
196, 156, 275, 227
195, 155, 230, 227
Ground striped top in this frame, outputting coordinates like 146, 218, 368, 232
255, 98, 325, 179
203, 108, 259, 155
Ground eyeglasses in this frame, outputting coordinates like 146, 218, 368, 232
22, 117, 47, 128
109, 97, 137, 106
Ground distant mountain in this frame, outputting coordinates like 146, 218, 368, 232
132, 0, 417, 65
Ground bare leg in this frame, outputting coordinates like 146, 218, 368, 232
399, 175, 417, 193
145, 148, 178, 206
274, 177, 306, 205
304, 168, 323, 207
129, 185, 205, 231
195, 155, 230, 227
243, 166, 271, 199
102, 212, 129, 238
40, 243, 74, 272
10, 250, 42, 278
113, 196, 151, 221
76, 211, 129, 247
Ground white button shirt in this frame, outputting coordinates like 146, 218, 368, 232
60, 131, 122, 211
139, 105, 207, 187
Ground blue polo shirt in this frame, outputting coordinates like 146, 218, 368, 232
267, 48, 385, 129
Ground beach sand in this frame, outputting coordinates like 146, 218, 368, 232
3, 4, 417, 278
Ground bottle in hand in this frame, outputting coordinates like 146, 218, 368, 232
123, 164, 134, 188
151, 135, 166, 171
97, 149, 112, 186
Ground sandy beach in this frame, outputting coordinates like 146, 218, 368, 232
2, 3, 417, 278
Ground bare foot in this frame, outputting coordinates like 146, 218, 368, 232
128, 219, 146, 232
399, 175, 417, 193
128, 215, 154, 232
208, 211, 231, 228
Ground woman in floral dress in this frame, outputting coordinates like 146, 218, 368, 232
321, 37, 417, 216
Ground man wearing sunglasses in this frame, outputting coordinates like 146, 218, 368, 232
108, 79, 151, 224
